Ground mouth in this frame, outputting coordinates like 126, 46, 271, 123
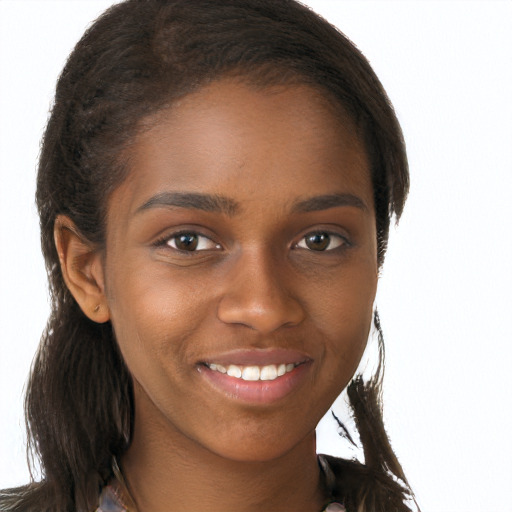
196, 349, 312, 405
203, 362, 300, 382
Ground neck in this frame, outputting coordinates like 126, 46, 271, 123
120, 395, 327, 512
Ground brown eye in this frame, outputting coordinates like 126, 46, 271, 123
167, 232, 220, 252
174, 234, 198, 251
296, 232, 344, 252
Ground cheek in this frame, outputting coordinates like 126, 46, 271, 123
104, 258, 212, 384
314, 263, 377, 377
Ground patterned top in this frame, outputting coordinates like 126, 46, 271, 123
96, 484, 127, 512
96, 486, 346, 512
95, 455, 346, 512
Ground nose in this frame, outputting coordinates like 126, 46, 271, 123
217, 250, 305, 334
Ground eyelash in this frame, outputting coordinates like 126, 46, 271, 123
294, 231, 350, 252
154, 230, 350, 254
154, 230, 221, 253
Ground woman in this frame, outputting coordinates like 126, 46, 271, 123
1, 0, 418, 511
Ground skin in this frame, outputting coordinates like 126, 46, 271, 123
56, 79, 378, 512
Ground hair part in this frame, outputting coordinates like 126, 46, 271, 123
3, 1, 411, 510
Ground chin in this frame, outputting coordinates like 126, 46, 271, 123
200, 426, 317, 464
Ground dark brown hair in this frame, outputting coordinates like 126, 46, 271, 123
1, 1, 415, 510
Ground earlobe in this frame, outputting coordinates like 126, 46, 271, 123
54, 215, 110, 323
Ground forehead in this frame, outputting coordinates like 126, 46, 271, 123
111, 79, 372, 219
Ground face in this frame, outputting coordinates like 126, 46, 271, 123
102, 79, 378, 462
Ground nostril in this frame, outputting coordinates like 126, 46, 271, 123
216, 253, 306, 332
216, 292, 305, 333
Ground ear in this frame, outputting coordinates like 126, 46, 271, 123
54, 215, 110, 323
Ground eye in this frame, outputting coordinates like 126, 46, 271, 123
295, 232, 346, 252
166, 232, 220, 252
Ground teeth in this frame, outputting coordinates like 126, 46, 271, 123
227, 365, 242, 378
242, 366, 260, 381
208, 363, 297, 381
209, 363, 227, 374
260, 364, 277, 381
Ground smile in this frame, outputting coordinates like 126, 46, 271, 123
197, 349, 312, 405
205, 362, 299, 381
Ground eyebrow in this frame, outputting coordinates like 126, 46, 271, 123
136, 191, 367, 216
136, 192, 239, 216
291, 193, 368, 213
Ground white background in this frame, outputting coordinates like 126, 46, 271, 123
1, 1, 511, 511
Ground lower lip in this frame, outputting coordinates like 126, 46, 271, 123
198, 363, 311, 405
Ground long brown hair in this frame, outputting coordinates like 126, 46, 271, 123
1, 1, 415, 510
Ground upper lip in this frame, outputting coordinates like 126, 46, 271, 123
200, 348, 312, 367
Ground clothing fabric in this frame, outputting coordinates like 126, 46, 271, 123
96, 485, 127, 512
95, 455, 346, 511
96, 486, 346, 512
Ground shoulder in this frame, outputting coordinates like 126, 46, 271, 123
320, 454, 369, 499
0, 483, 55, 512
319, 454, 417, 512
97, 484, 127, 512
